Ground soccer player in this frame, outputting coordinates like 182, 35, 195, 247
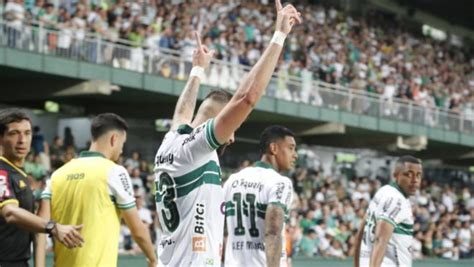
154, 1, 302, 265
223, 125, 297, 267
36, 113, 157, 267
0, 108, 83, 267
354, 156, 422, 267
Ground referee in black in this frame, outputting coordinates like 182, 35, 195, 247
0, 108, 84, 267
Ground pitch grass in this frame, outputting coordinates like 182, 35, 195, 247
35, 254, 473, 266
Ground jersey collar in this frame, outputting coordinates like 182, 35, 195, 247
389, 181, 408, 198
177, 124, 193, 135
79, 151, 105, 158
0, 156, 27, 177
254, 161, 276, 171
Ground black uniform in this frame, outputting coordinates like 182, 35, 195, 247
0, 157, 34, 267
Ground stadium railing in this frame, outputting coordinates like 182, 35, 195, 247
1, 21, 472, 134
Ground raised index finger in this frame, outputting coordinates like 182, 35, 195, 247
275, 0, 283, 11
194, 31, 202, 50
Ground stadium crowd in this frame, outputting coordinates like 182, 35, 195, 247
2, 0, 474, 116
23, 126, 474, 261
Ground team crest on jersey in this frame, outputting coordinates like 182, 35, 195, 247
192, 236, 207, 252
205, 258, 214, 265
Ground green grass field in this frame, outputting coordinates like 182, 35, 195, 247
36, 255, 473, 266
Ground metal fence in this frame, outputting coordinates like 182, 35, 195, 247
1, 21, 472, 134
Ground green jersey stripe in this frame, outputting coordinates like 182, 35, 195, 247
208, 119, 222, 149
227, 210, 266, 219
394, 227, 413, 236
40, 194, 51, 199
226, 201, 235, 209
117, 202, 136, 210
205, 119, 220, 149
176, 173, 221, 197
398, 222, 413, 230
117, 204, 136, 209
174, 160, 221, 186
256, 203, 267, 211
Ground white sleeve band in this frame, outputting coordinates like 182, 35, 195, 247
190, 66, 205, 81
271, 31, 287, 47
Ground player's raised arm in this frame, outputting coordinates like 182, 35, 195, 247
370, 220, 395, 267
170, 31, 215, 131
212, 0, 302, 144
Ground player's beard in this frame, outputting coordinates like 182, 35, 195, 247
217, 144, 228, 156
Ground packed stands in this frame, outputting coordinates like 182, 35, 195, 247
2, 0, 473, 117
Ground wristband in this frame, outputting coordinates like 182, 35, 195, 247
271, 31, 287, 46
190, 66, 205, 81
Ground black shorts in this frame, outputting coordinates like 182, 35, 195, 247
0, 261, 29, 267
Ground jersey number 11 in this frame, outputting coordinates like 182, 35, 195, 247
232, 192, 260, 237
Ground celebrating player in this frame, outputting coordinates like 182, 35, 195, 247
154, 0, 302, 265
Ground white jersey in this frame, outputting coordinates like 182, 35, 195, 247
360, 183, 414, 267
223, 161, 293, 267
154, 119, 224, 267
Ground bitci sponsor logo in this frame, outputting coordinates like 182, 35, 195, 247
192, 236, 207, 252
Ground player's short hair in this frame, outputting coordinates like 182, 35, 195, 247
0, 108, 31, 136
396, 155, 422, 166
259, 125, 295, 154
204, 89, 233, 104
91, 113, 128, 140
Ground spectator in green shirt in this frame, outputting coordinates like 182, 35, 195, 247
300, 210, 317, 234
299, 229, 319, 257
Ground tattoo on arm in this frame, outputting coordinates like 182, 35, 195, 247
171, 77, 200, 130
265, 204, 285, 267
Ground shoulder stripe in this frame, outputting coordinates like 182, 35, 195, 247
117, 202, 136, 210
377, 215, 397, 227
205, 119, 221, 150
0, 199, 20, 208
40, 192, 52, 200
377, 216, 414, 236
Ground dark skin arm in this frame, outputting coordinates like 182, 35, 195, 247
264, 204, 285, 267
370, 220, 394, 267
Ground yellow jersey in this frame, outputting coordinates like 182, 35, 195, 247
42, 151, 136, 267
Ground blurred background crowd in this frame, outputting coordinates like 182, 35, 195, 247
2, 0, 474, 115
